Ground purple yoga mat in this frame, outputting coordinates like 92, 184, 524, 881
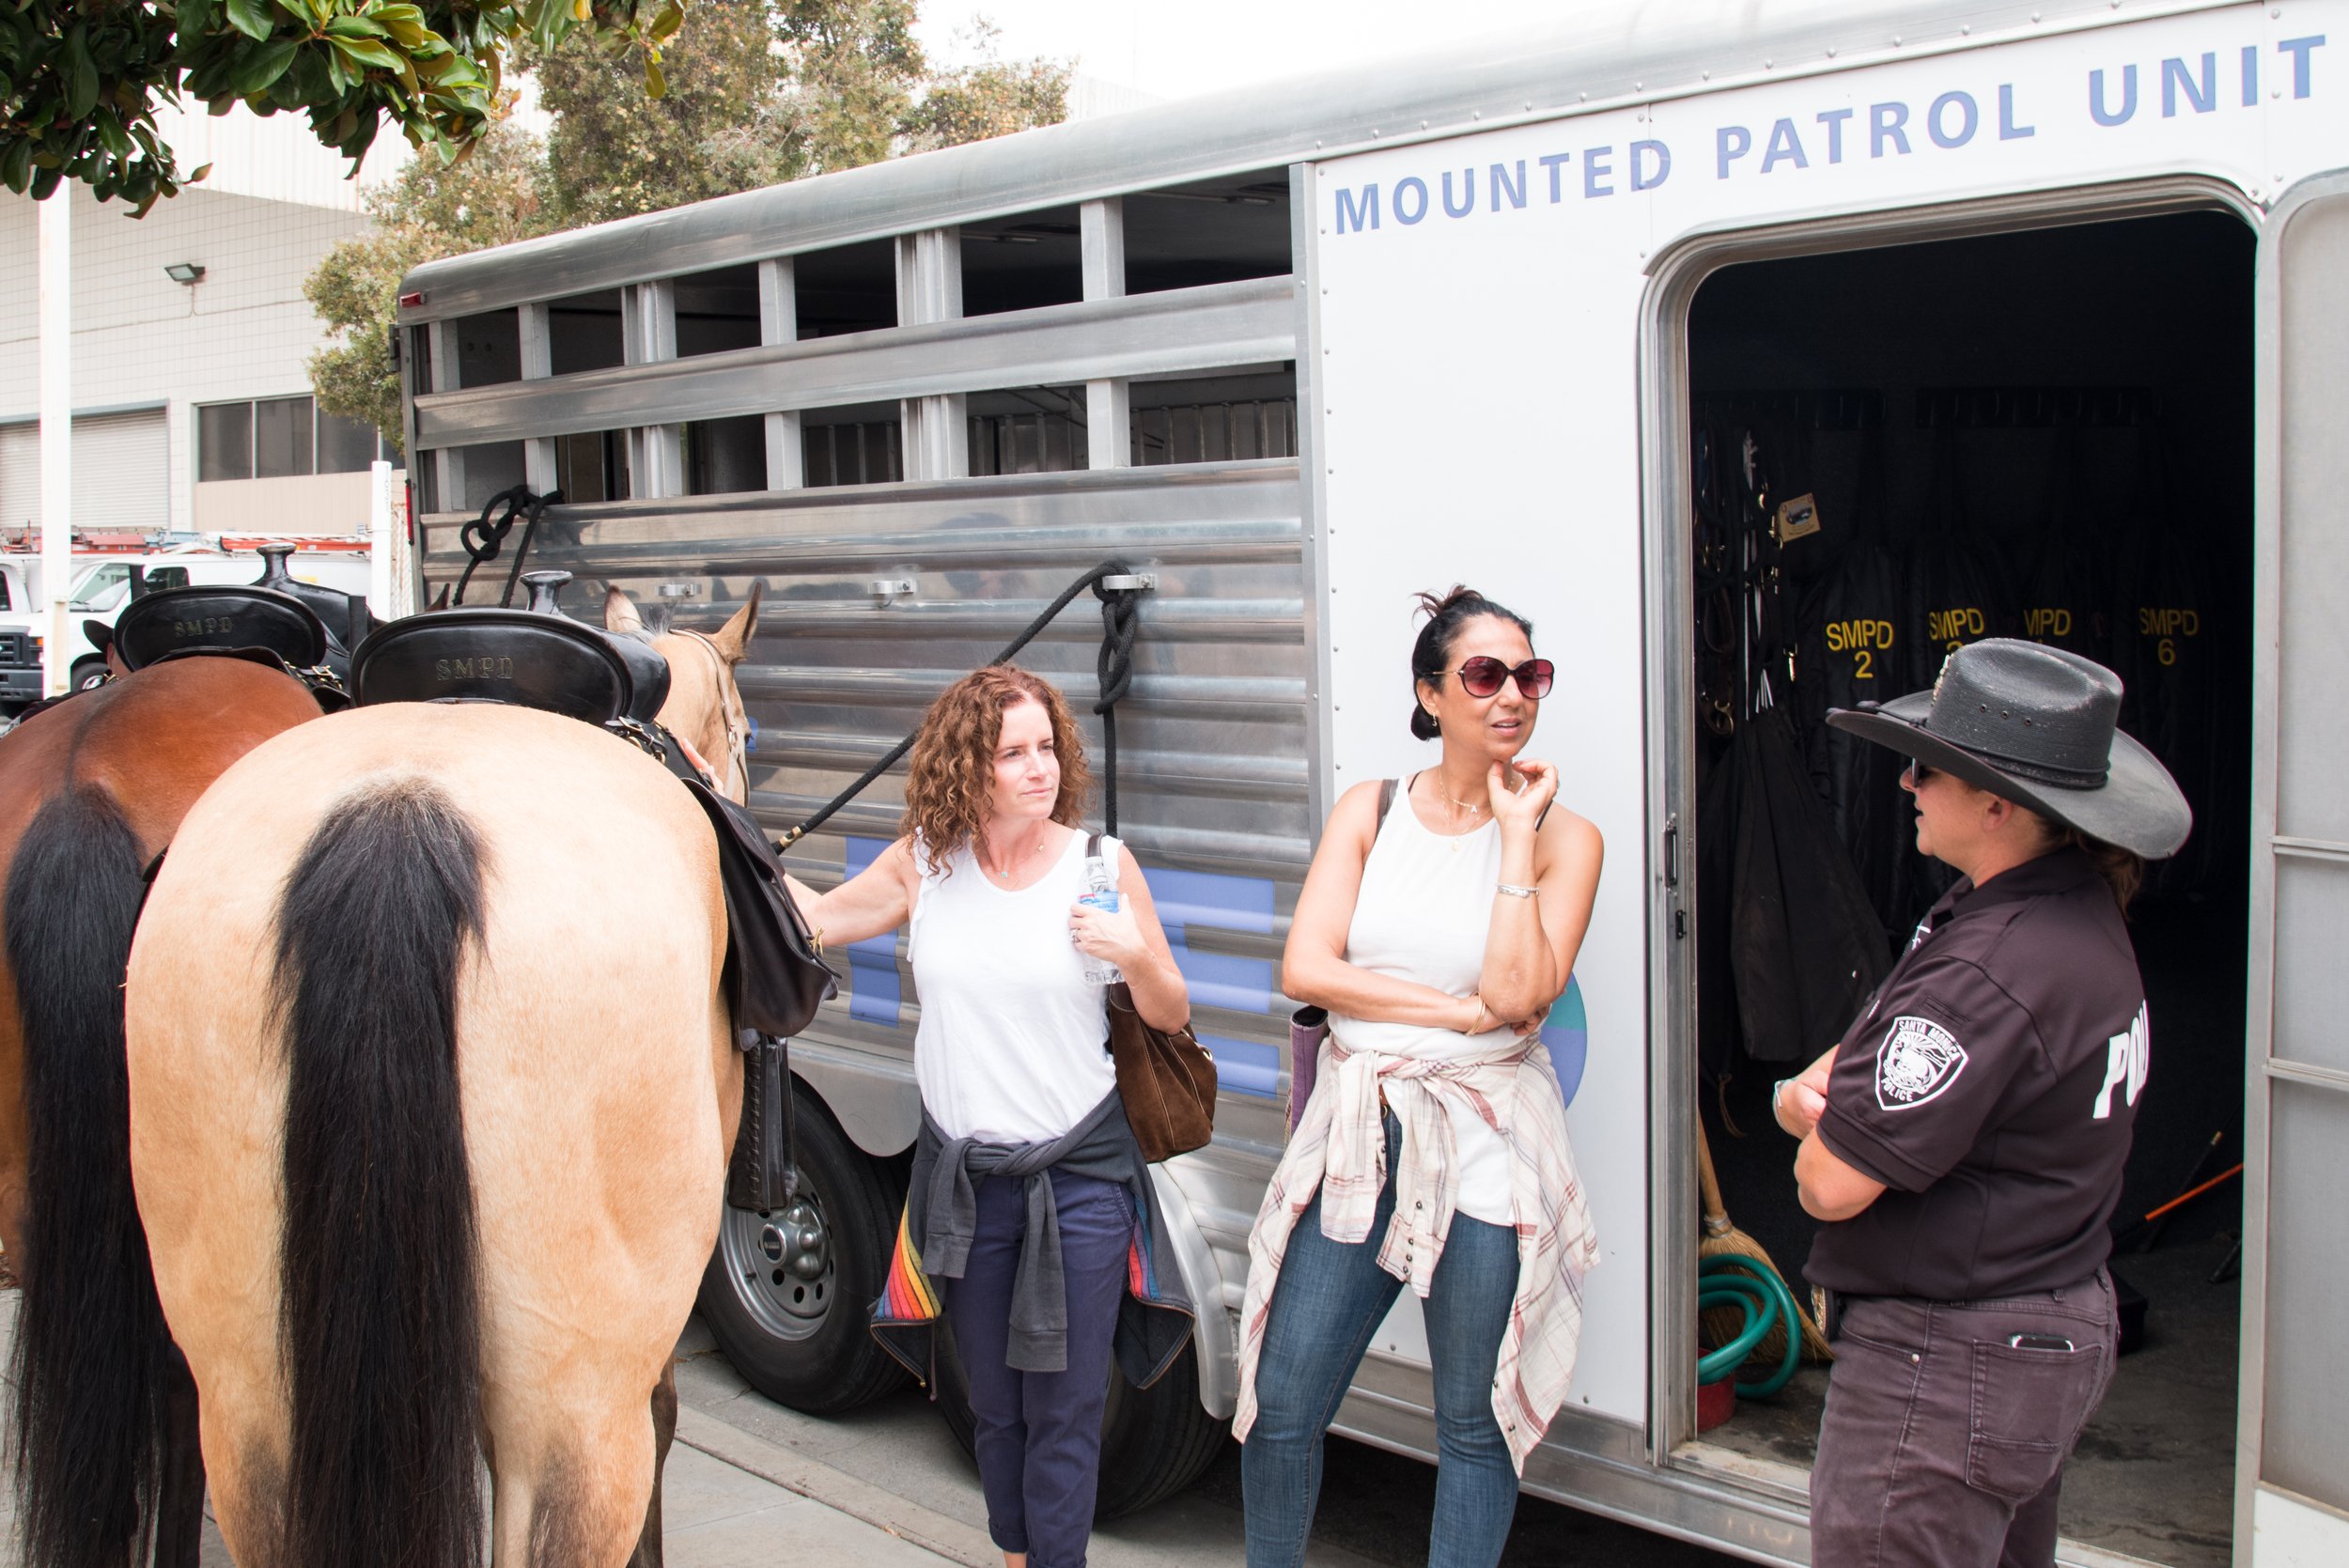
1287, 1006, 1329, 1135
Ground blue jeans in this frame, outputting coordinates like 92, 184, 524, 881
942, 1172, 1132, 1568
1242, 1115, 1522, 1568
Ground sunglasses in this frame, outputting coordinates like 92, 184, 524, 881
1443, 657, 1556, 700
1905, 759, 1938, 786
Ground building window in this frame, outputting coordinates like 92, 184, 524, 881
198, 396, 390, 482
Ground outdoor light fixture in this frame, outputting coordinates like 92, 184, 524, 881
163, 261, 206, 285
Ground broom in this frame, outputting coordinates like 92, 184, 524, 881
1698, 1118, 1833, 1365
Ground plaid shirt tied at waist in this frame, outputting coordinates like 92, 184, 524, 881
1233, 1033, 1600, 1472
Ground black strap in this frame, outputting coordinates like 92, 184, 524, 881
781, 561, 1147, 846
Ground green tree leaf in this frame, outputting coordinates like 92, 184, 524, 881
221, 0, 277, 41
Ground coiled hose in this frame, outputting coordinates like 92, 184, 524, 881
1696, 1254, 1802, 1398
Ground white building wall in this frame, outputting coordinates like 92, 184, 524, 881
0, 181, 371, 535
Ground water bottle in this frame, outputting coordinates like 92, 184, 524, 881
1079, 848, 1122, 985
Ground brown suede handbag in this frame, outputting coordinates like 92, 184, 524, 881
1090, 833, 1217, 1161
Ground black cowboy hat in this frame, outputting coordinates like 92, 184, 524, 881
1827, 639, 2191, 860
84, 620, 113, 654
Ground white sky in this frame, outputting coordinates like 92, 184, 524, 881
914, 0, 1564, 103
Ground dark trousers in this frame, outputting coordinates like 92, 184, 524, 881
943, 1172, 1131, 1568
1811, 1270, 2120, 1568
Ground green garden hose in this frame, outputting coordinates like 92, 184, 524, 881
1698, 1254, 1804, 1397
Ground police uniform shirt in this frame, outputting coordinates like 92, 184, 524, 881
1806, 846, 2150, 1302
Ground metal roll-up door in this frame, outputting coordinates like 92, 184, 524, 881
73, 410, 168, 533
0, 423, 37, 535
0, 411, 168, 536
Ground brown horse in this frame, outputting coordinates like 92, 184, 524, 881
0, 658, 330, 1568
122, 591, 760, 1568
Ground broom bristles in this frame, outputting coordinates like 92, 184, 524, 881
1699, 1225, 1834, 1363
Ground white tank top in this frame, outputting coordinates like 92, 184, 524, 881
908, 829, 1119, 1142
1326, 784, 1519, 1223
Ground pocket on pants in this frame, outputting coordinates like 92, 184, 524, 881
1966, 1340, 2105, 1503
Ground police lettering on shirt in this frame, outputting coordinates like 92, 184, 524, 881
2092, 1001, 2151, 1120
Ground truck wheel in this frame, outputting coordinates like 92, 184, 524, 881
70, 658, 106, 691
695, 1082, 909, 1414
935, 1317, 1230, 1519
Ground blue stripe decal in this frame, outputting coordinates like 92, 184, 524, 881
844, 835, 903, 1027
1142, 866, 1282, 1097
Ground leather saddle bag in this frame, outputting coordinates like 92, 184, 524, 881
678, 777, 839, 1043
679, 781, 838, 1217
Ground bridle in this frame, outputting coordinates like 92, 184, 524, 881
672, 629, 750, 803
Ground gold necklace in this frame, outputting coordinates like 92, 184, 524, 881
983, 830, 1049, 881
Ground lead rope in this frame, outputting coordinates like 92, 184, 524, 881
778, 560, 1147, 847
453, 484, 564, 607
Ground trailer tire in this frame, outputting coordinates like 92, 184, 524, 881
695, 1082, 909, 1414
935, 1316, 1230, 1519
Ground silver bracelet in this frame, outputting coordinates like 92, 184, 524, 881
1772, 1079, 1793, 1120
1496, 882, 1539, 899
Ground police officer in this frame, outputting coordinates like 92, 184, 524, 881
1770, 639, 2191, 1568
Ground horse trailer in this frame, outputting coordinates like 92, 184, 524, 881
395, 2, 2349, 1561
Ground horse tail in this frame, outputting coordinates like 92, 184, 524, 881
4, 785, 173, 1568
272, 779, 487, 1568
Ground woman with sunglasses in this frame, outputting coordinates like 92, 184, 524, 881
1233, 585, 1605, 1568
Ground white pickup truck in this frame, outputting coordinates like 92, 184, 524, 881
0, 549, 374, 709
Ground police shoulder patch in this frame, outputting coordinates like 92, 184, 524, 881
1875, 1015, 1968, 1110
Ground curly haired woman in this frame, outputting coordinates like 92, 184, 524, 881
785, 664, 1192, 1568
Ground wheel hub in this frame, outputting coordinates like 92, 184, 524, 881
724, 1188, 835, 1338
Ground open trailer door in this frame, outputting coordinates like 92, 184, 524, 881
2241, 170, 2349, 1566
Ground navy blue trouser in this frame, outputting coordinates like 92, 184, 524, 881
943, 1171, 1131, 1568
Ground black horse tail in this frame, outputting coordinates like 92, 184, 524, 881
273, 779, 487, 1568
5, 785, 173, 1568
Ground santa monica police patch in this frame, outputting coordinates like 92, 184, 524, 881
1875, 1016, 1968, 1110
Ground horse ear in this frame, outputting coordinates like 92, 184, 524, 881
710, 581, 763, 664
603, 583, 645, 635
427, 582, 451, 613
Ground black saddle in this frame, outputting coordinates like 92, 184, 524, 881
253, 542, 374, 651
349, 570, 672, 726
113, 582, 330, 674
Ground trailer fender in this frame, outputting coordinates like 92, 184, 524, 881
1149, 1163, 1237, 1421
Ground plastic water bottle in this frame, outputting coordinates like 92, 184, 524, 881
1079, 849, 1122, 985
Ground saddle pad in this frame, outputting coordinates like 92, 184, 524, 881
113, 584, 329, 674
678, 776, 838, 1042
350, 608, 633, 722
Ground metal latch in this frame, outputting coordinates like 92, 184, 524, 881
1099, 573, 1157, 593
657, 582, 699, 599
870, 578, 916, 605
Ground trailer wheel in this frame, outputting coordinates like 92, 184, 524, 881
935, 1316, 1230, 1519
695, 1082, 908, 1414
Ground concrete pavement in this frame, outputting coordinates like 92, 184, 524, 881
0, 1296, 1382, 1567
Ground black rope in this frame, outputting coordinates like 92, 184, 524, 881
453, 484, 563, 607
779, 560, 1146, 846
1092, 572, 1143, 836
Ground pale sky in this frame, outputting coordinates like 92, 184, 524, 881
914, 0, 1567, 105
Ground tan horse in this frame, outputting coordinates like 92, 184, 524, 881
122, 591, 761, 1568
603, 582, 760, 805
